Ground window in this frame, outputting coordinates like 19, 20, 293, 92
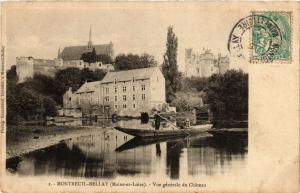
133, 104, 136, 108
123, 86, 126, 92
115, 87, 117, 93
197, 68, 200, 74
142, 94, 146, 100
115, 96, 117, 102
132, 77, 135, 82
141, 85, 145, 91
115, 105, 118, 109
106, 87, 109, 94
133, 86, 135, 91
114, 78, 117, 84
105, 96, 110, 102
123, 95, 127, 101
133, 94, 135, 100
99, 63, 102, 67
69, 97, 71, 101
123, 104, 127, 109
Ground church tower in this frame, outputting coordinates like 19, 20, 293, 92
87, 25, 93, 49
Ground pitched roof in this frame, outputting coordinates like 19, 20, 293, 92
60, 44, 113, 61
75, 81, 101, 94
101, 67, 159, 83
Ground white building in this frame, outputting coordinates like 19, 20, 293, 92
63, 66, 166, 117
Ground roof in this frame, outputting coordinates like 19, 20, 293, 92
60, 44, 113, 61
101, 67, 159, 83
76, 81, 101, 94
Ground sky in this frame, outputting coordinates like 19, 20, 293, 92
4, 3, 248, 72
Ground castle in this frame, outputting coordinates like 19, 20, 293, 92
16, 26, 114, 83
185, 48, 230, 78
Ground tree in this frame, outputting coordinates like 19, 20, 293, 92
162, 26, 180, 103
96, 54, 112, 64
91, 48, 97, 63
7, 65, 18, 82
139, 53, 158, 68
205, 70, 248, 120
53, 68, 82, 104
53, 67, 107, 105
81, 50, 112, 64
114, 53, 157, 71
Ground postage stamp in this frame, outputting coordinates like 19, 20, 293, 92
228, 11, 292, 63
250, 11, 292, 63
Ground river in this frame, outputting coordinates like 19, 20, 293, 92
6, 119, 248, 179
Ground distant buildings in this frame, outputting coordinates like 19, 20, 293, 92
63, 66, 166, 117
16, 26, 114, 83
185, 48, 230, 78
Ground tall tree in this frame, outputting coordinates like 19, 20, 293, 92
162, 26, 180, 103
114, 53, 157, 71
91, 47, 97, 63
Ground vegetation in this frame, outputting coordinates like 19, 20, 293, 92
161, 26, 181, 103
205, 70, 248, 121
81, 48, 112, 64
6, 66, 107, 125
6, 66, 57, 124
114, 53, 157, 71
170, 91, 206, 112
170, 70, 248, 123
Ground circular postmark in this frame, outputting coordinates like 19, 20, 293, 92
228, 15, 282, 62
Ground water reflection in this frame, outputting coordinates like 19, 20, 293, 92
7, 119, 247, 179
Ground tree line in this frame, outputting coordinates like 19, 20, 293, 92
6, 66, 107, 124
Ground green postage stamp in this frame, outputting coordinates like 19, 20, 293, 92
228, 11, 292, 63
251, 11, 292, 63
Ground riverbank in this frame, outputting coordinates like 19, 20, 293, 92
6, 125, 110, 159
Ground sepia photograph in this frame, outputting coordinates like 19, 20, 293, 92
0, 2, 299, 193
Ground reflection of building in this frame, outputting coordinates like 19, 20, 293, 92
63, 66, 166, 117
16, 26, 114, 83
185, 48, 229, 77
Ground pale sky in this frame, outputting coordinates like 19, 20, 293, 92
4, 3, 249, 72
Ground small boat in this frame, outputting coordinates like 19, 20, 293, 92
114, 124, 212, 138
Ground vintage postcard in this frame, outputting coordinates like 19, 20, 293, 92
0, 1, 299, 193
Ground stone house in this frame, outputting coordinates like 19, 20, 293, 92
63, 66, 166, 117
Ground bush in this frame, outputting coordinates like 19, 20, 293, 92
205, 69, 248, 120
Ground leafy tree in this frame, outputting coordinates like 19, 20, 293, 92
53, 67, 107, 105
54, 68, 82, 104
81, 49, 112, 64
91, 48, 97, 63
43, 96, 57, 117
93, 69, 107, 81
96, 54, 112, 64
114, 53, 157, 71
139, 53, 158, 68
162, 26, 180, 103
205, 70, 248, 120
7, 65, 18, 82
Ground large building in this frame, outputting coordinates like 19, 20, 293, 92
16, 26, 114, 83
58, 26, 114, 61
63, 66, 166, 117
185, 48, 230, 77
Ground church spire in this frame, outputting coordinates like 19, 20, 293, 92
88, 24, 93, 49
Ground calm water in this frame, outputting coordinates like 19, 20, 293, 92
7, 119, 248, 179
